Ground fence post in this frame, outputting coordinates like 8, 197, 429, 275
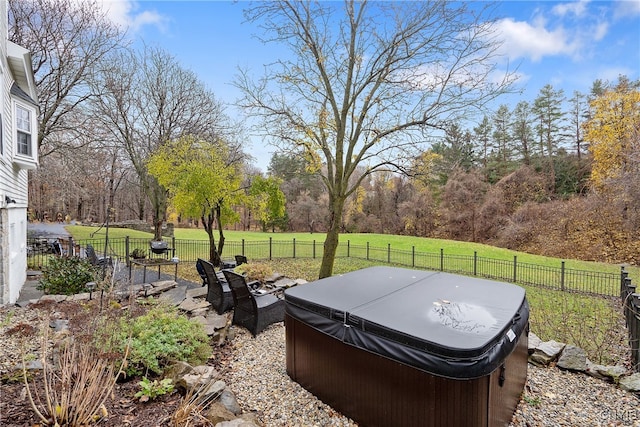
293, 238, 296, 259
125, 236, 130, 267
621, 266, 629, 298
513, 256, 517, 283
440, 249, 444, 272
367, 242, 370, 261
473, 251, 477, 276
387, 243, 391, 264
347, 240, 350, 258
560, 261, 565, 291
69, 237, 74, 256
412, 246, 415, 268
242, 239, 245, 256
632, 293, 640, 372
269, 237, 272, 261
624, 282, 637, 326
313, 240, 316, 259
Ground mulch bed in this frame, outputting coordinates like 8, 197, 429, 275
0, 299, 236, 427
1, 344, 235, 427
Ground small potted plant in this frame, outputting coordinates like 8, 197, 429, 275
130, 248, 147, 259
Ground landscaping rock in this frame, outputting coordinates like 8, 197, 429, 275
147, 280, 177, 295
39, 295, 67, 303
271, 278, 297, 289
619, 373, 640, 392
178, 297, 211, 313
556, 345, 587, 371
529, 340, 565, 366
219, 388, 243, 415
186, 286, 207, 299
67, 292, 91, 301
265, 272, 284, 283
585, 359, 609, 380
165, 361, 195, 381
205, 401, 236, 424
528, 332, 542, 354
159, 285, 187, 305
49, 319, 69, 332
190, 313, 229, 336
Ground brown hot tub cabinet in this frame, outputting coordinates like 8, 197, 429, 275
284, 266, 529, 427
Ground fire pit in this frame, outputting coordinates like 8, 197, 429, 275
150, 240, 170, 255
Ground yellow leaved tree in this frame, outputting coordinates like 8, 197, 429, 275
584, 82, 640, 192
147, 135, 242, 266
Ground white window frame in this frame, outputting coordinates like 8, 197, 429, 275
12, 101, 37, 165
15, 104, 33, 156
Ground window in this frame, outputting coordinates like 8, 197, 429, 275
16, 105, 32, 156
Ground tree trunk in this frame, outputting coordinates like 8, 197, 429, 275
202, 210, 221, 266
319, 196, 345, 279
215, 203, 226, 264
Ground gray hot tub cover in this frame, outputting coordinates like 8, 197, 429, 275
285, 266, 529, 379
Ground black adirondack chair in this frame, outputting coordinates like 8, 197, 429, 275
86, 244, 111, 267
222, 270, 285, 337
197, 258, 234, 314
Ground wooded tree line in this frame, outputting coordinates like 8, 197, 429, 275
11, 0, 639, 269
268, 76, 640, 265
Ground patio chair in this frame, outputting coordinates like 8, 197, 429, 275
86, 244, 112, 267
235, 255, 248, 266
222, 270, 285, 337
196, 258, 208, 287
198, 258, 234, 314
51, 240, 67, 256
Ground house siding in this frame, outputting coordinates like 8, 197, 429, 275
0, 0, 38, 304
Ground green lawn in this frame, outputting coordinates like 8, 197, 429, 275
65, 225, 639, 284
62, 224, 632, 364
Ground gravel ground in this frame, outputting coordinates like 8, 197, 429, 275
2, 305, 639, 427
226, 324, 640, 427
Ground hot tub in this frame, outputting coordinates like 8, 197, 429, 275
284, 266, 529, 427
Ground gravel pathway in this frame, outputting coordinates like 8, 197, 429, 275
226, 323, 640, 427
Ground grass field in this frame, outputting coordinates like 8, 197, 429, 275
55, 224, 635, 365
65, 225, 639, 284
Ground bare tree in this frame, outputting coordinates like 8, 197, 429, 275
237, 0, 516, 277
91, 46, 240, 239
8, 0, 125, 158
439, 169, 488, 242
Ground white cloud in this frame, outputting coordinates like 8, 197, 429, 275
592, 21, 609, 41
552, 0, 590, 18
94, 0, 167, 32
597, 66, 635, 82
495, 18, 577, 62
614, 0, 640, 19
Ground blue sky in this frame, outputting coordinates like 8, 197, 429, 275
99, 0, 640, 170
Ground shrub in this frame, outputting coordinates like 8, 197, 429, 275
37, 256, 98, 295
234, 262, 274, 283
99, 304, 210, 376
130, 248, 147, 259
135, 377, 174, 402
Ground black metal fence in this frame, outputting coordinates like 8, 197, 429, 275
621, 270, 640, 371
27, 236, 624, 298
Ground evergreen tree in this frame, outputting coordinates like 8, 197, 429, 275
511, 101, 534, 165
